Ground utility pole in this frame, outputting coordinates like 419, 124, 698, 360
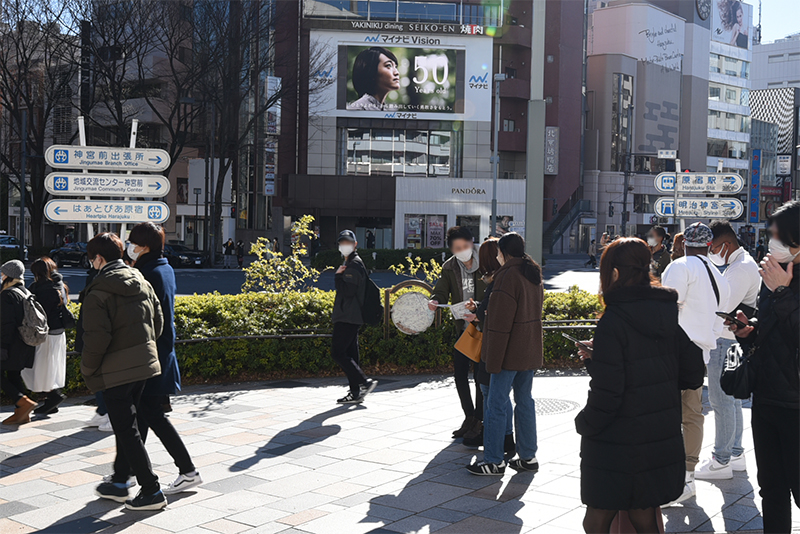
525, 0, 547, 263
491, 73, 506, 237
19, 110, 26, 261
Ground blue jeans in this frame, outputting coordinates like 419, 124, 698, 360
480, 384, 513, 437
707, 338, 744, 464
484, 369, 537, 464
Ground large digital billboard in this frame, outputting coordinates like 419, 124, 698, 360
311, 30, 493, 121
712, 0, 753, 49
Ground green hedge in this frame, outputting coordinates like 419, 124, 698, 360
313, 248, 452, 271
59, 286, 600, 393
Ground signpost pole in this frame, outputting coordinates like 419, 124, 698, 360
119, 119, 138, 243
491, 73, 505, 238
77, 117, 93, 241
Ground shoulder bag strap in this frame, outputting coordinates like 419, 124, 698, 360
697, 256, 720, 306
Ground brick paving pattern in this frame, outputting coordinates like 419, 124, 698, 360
1, 373, 798, 533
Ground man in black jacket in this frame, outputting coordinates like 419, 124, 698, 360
331, 230, 376, 404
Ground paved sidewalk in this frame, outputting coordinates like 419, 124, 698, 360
1, 373, 797, 534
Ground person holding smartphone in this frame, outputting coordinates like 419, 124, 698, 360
728, 200, 799, 534
575, 238, 704, 533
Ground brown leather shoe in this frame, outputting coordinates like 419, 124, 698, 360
463, 419, 483, 440
2, 396, 37, 425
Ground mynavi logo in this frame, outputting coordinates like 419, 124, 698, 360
468, 73, 489, 90
364, 35, 381, 42
313, 67, 334, 78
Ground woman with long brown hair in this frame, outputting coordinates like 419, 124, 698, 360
22, 256, 69, 415
575, 238, 704, 533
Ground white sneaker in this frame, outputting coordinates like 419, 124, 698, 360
101, 474, 136, 488
663, 473, 696, 507
98, 419, 113, 432
695, 457, 733, 480
730, 453, 747, 472
162, 471, 202, 495
87, 413, 108, 427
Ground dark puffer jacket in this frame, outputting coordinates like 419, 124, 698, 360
136, 253, 181, 396
739, 262, 799, 410
575, 285, 705, 510
0, 281, 36, 370
29, 273, 66, 332
332, 252, 366, 325
80, 260, 163, 393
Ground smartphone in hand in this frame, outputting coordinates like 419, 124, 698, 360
561, 332, 593, 353
715, 312, 748, 329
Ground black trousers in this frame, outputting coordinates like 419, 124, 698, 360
1, 370, 26, 403
115, 394, 195, 477
104, 381, 160, 495
453, 348, 483, 420
331, 322, 367, 395
752, 403, 800, 534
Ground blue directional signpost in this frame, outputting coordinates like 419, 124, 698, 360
45, 200, 170, 224
653, 170, 745, 222
45, 173, 170, 197
654, 197, 744, 219
45, 145, 170, 172
654, 172, 744, 194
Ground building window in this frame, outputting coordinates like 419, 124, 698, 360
456, 215, 480, 242
505, 67, 517, 79
463, 3, 501, 26
707, 139, 748, 160
790, 53, 800, 61
345, 127, 460, 177
503, 119, 515, 132
403, 214, 446, 249
177, 178, 189, 204
708, 82, 751, 106
611, 73, 633, 172
709, 53, 749, 79
397, 1, 458, 23
768, 54, 785, 63
707, 110, 750, 133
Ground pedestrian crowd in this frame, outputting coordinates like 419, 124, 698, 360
1, 201, 798, 532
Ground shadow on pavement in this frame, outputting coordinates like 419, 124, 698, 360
362, 448, 536, 533
228, 404, 364, 473
0, 427, 107, 478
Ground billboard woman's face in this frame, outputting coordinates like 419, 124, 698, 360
376, 54, 400, 94
736, 7, 743, 25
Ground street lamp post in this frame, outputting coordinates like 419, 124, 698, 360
193, 187, 202, 251
491, 73, 506, 237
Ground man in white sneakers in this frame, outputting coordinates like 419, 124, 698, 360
661, 222, 731, 506
694, 221, 760, 480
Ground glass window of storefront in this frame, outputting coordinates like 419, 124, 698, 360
708, 82, 750, 106
456, 215, 480, 242
404, 214, 447, 249
707, 110, 751, 134
709, 53, 750, 79
707, 139, 749, 160
346, 127, 459, 177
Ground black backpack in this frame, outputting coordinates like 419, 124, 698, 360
361, 271, 384, 326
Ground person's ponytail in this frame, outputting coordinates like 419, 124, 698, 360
521, 254, 542, 285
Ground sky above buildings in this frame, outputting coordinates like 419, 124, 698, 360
759, 0, 800, 43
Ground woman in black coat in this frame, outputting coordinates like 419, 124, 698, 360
1, 260, 37, 425
575, 238, 704, 533
729, 200, 799, 534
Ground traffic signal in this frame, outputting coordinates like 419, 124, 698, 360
230, 206, 236, 218
608, 203, 615, 218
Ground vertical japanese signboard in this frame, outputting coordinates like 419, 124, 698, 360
544, 127, 559, 175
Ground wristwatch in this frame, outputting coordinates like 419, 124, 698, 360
774, 285, 788, 294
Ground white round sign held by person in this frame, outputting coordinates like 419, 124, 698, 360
391, 292, 435, 335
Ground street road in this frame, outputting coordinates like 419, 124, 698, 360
40, 256, 601, 298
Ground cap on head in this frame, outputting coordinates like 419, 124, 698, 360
683, 222, 713, 248
1, 259, 24, 279
337, 229, 356, 243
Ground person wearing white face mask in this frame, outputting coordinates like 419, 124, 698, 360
331, 230, 376, 404
728, 200, 800, 533
428, 226, 487, 440
647, 226, 671, 278
694, 221, 760, 481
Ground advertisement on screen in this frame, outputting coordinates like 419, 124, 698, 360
311, 30, 492, 121
712, 0, 752, 49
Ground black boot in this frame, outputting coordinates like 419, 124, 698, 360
34, 390, 66, 415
